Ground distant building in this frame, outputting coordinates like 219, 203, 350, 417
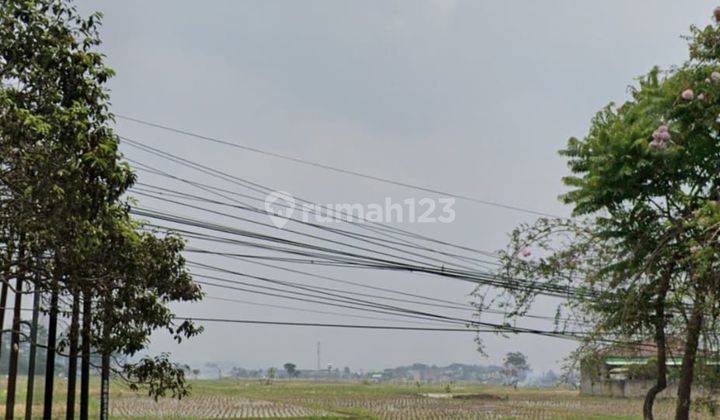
375, 363, 503, 384
580, 340, 716, 398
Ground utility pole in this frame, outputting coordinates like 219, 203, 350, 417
316, 342, 321, 371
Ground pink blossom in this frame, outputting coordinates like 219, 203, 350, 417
681, 89, 695, 100
520, 247, 532, 258
651, 125, 671, 147
691, 245, 701, 253
712, 71, 720, 82
653, 131, 670, 141
699, 93, 706, 101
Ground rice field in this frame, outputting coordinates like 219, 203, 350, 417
0, 378, 716, 419
108, 380, 720, 419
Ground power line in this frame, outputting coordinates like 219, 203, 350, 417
172, 317, 482, 332
131, 188, 487, 272
194, 278, 469, 327
122, 139, 498, 259
168, 316, 659, 354
204, 295, 461, 326
116, 114, 561, 218
132, 182, 497, 268
126, 137, 591, 305
136, 210, 588, 298
115, 132, 600, 333
185, 265, 588, 340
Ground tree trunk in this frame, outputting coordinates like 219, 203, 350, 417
6, 272, 25, 420
0, 241, 14, 373
24, 284, 40, 420
0, 279, 9, 363
643, 271, 671, 420
65, 292, 80, 420
79, 290, 91, 420
99, 298, 112, 420
643, 324, 668, 420
6, 240, 26, 420
100, 353, 110, 420
43, 279, 59, 420
674, 304, 704, 420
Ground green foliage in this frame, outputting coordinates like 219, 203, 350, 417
124, 354, 190, 401
579, 352, 604, 381
484, 8, 720, 418
0, 0, 203, 401
283, 363, 298, 378
627, 359, 659, 380
502, 352, 530, 387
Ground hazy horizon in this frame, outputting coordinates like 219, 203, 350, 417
72, 0, 718, 372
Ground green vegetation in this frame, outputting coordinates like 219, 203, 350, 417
0, 0, 204, 417
486, 7, 720, 420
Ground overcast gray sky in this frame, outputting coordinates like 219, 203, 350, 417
75, 0, 717, 372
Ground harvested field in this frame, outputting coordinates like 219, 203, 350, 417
110, 394, 332, 418
1, 378, 716, 419
105, 380, 720, 419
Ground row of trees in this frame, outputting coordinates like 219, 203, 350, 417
482, 8, 720, 420
0, 0, 203, 418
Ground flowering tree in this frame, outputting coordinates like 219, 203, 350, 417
482, 7, 720, 420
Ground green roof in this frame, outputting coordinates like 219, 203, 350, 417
605, 357, 720, 366
605, 357, 682, 366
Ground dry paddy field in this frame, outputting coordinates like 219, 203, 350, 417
0, 378, 716, 418
105, 380, 720, 419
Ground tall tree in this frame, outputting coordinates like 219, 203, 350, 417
483, 7, 720, 420
502, 352, 530, 389
283, 363, 298, 378
486, 217, 679, 419
0, 1, 204, 418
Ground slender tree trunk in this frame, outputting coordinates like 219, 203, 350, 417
643, 323, 668, 420
99, 298, 112, 420
0, 241, 15, 372
43, 278, 59, 420
0, 278, 9, 362
100, 353, 110, 420
674, 304, 704, 420
6, 269, 25, 419
24, 284, 40, 420
0, 277, 7, 417
643, 271, 671, 420
65, 292, 80, 420
6, 240, 26, 420
79, 290, 91, 420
